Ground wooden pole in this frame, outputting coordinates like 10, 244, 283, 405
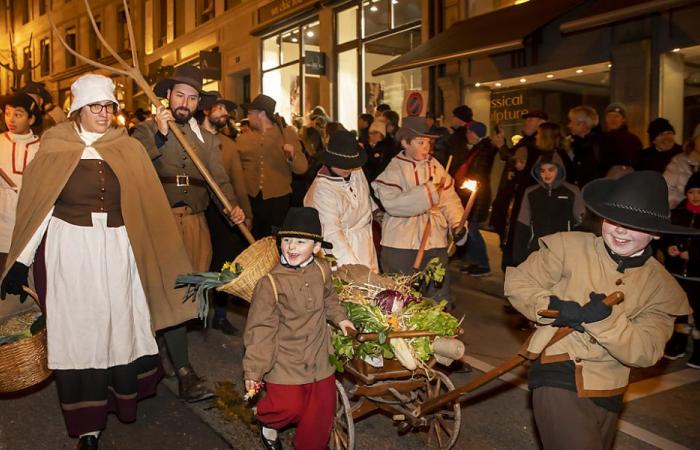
413, 155, 452, 271
413, 291, 624, 417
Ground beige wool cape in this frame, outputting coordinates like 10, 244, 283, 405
1, 122, 196, 332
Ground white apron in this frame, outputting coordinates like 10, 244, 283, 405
17, 134, 157, 370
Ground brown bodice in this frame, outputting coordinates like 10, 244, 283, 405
53, 159, 124, 227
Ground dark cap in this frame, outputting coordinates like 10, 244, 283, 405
276, 207, 332, 249
396, 116, 438, 142
605, 102, 627, 118
647, 117, 675, 142
452, 105, 473, 123
522, 110, 548, 120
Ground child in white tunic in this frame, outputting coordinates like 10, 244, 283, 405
304, 130, 378, 271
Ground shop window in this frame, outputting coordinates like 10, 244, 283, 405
392, 0, 421, 27
281, 31, 300, 65
337, 48, 359, 132
262, 36, 280, 70
196, 0, 215, 26
158, 0, 168, 45
337, 6, 357, 45
364, 29, 422, 114
39, 0, 49, 16
23, 47, 32, 79
363, 0, 389, 37
40, 39, 51, 76
21, 0, 30, 24
65, 27, 77, 68
263, 64, 301, 123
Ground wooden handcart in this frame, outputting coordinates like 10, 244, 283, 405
329, 292, 624, 450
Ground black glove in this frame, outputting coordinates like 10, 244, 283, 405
548, 296, 584, 332
582, 292, 612, 324
453, 226, 467, 243
0, 262, 29, 303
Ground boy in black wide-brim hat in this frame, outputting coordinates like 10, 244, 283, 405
243, 207, 355, 450
505, 170, 698, 450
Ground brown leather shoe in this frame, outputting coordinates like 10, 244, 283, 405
177, 364, 214, 402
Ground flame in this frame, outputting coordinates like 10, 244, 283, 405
460, 179, 477, 192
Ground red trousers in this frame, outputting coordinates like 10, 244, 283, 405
256, 375, 336, 450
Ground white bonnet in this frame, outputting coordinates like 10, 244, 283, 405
68, 74, 118, 115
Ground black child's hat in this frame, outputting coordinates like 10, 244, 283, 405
583, 170, 700, 235
318, 130, 367, 170
0, 92, 43, 127
275, 207, 333, 249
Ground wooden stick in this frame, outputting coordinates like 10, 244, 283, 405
48, 4, 256, 246
413, 291, 624, 417
413, 155, 452, 271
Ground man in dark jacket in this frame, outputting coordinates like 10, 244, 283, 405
445, 105, 473, 175
567, 105, 604, 188
636, 117, 683, 173
600, 102, 642, 172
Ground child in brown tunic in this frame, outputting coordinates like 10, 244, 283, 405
244, 207, 355, 450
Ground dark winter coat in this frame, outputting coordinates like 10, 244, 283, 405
635, 143, 683, 173
569, 130, 604, 188
662, 201, 700, 278
512, 153, 585, 266
363, 136, 399, 183
454, 137, 498, 223
446, 126, 468, 176
600, 125, 642, 172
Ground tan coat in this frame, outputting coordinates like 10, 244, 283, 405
217, 133, 253, 218
505, 232, 691, 396
243, 258, 347, 384
233, 125, 307, 200
1, 122, 196, 332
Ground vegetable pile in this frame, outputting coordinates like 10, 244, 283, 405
0, 310, 44, 346
175, 261, 242, 322
330, 258, 461, 372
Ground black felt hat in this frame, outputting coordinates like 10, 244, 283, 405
318, 130, 367, 170
276, 207, 332, 249
0, 92, 43, 127
583, 171, 700, 235
452, 105, 473, 123
154, 65, 205, 97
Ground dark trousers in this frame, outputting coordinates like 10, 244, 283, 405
250, 193, 291, 240
533, 387, 618, 450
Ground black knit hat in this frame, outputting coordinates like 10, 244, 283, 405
583, 171, 700, 235
685, 172, 700, 195
318, 130, 367, 170
647, 117, 675, 142
275, 207, 332, 249
452, 105, 473, 123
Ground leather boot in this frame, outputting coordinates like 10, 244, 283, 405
177, 364, 214, 402
157, 336, 176, 378
76, 435, 99, 450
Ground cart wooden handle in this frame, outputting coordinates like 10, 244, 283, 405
346, 327, 464, 342
413, 291, 624, 418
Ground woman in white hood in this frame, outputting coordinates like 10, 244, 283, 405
304, 130, 378, 271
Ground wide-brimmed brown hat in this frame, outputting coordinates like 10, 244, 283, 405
200, 91, 237, 113
583, 171, 700, 235
154, 65, 205, 98
245, 94, 276, 117
318, 130, 367, 170
395, 116, 438, 142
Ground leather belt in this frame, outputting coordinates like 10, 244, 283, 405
159, 175, 207, 188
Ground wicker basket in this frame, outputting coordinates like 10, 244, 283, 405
217, 236, 279, 302
0, 289, 51, 393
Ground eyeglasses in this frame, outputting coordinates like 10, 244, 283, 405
88, 103, 118, 114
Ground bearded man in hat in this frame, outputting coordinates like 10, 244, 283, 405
304, 129, 378, 271
504, 171, 697, 450
132, 65, 245, 402
199, 92, 252, 335
231, 94, 308, 239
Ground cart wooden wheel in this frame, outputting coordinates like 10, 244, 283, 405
329, 379, 354, 450
418, 371, 461, 450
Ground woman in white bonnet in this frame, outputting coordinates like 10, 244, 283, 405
0, 74, 195, 449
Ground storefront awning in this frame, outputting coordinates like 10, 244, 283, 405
371, 0, 584, 77
560, 0, 699, 34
